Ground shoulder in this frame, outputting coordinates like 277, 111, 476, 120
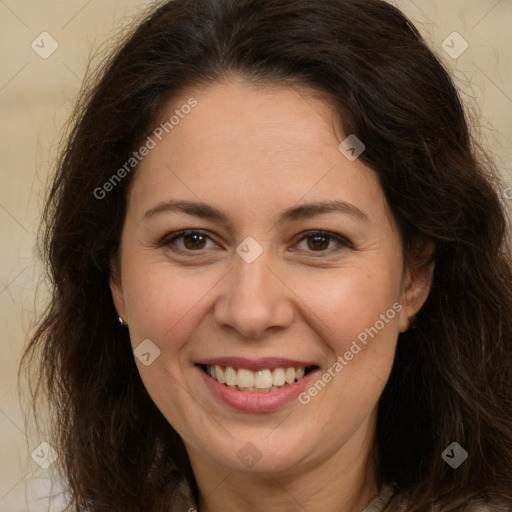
363, 485, 512, 512
170, 477, 197, 512
362, 485, 396, 512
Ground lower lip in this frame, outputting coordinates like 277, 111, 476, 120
197, 366, 320, 413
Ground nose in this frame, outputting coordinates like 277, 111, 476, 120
213, 248, 295, 340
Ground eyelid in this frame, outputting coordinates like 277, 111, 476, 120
292, 230, 354, 252
158, 229, 218, 249
159, 229, 354, 254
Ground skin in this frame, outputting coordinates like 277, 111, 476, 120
110, 76, 433, 512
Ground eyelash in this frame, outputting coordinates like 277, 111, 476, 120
159, 229, 353, 256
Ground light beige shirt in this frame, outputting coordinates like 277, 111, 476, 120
170, 481, 396, 512
27, 472, 511, 511
170, 479, 511, 512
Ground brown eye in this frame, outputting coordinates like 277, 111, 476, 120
294, 230, 352, 254
182, 233, 208, 250
162, 230, 217, 252
306, 234, 330, 251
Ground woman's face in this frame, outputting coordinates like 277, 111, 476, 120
110, 78, 431, 479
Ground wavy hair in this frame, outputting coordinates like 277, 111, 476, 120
21, 0, 512, 510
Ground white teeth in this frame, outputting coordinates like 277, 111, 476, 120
215, 365, 226, 384
254, 369, 273, 389
237, 368, 254, 388
225, 366, 237, 386
285, 367, 296, 384
205, 365, 309, 391
272, 368, 286, 386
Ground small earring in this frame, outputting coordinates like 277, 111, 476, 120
118, 316, 127, 327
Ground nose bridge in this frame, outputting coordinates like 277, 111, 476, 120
235, 247, 273, 299
214, 243, 293, 338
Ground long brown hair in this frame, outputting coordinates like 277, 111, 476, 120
21, 0, 512, 510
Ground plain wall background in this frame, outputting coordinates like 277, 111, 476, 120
0, 0, 511, 510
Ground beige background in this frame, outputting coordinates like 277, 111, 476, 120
0, 0, 511, 510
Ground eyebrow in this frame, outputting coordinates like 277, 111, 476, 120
143, 199, 369, 224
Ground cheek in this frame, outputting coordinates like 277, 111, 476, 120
302, 263, 402, 349
297, 264, 401, 410
120, 261, 215, 436
122, 257, 219, 346
294, 270, 401, 439
122, 247, 403, 356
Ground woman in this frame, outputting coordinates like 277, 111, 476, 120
22, 0, 512, 510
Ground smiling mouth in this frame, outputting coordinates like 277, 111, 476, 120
199, 364, 318, 392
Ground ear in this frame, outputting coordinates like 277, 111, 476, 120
398, 245, 435, 333
109, 255, 127, 322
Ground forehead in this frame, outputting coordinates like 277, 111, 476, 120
170, 78, 341, 151
127, 78, 391, 227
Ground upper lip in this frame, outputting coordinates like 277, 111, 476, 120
195, 356, 318, 372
